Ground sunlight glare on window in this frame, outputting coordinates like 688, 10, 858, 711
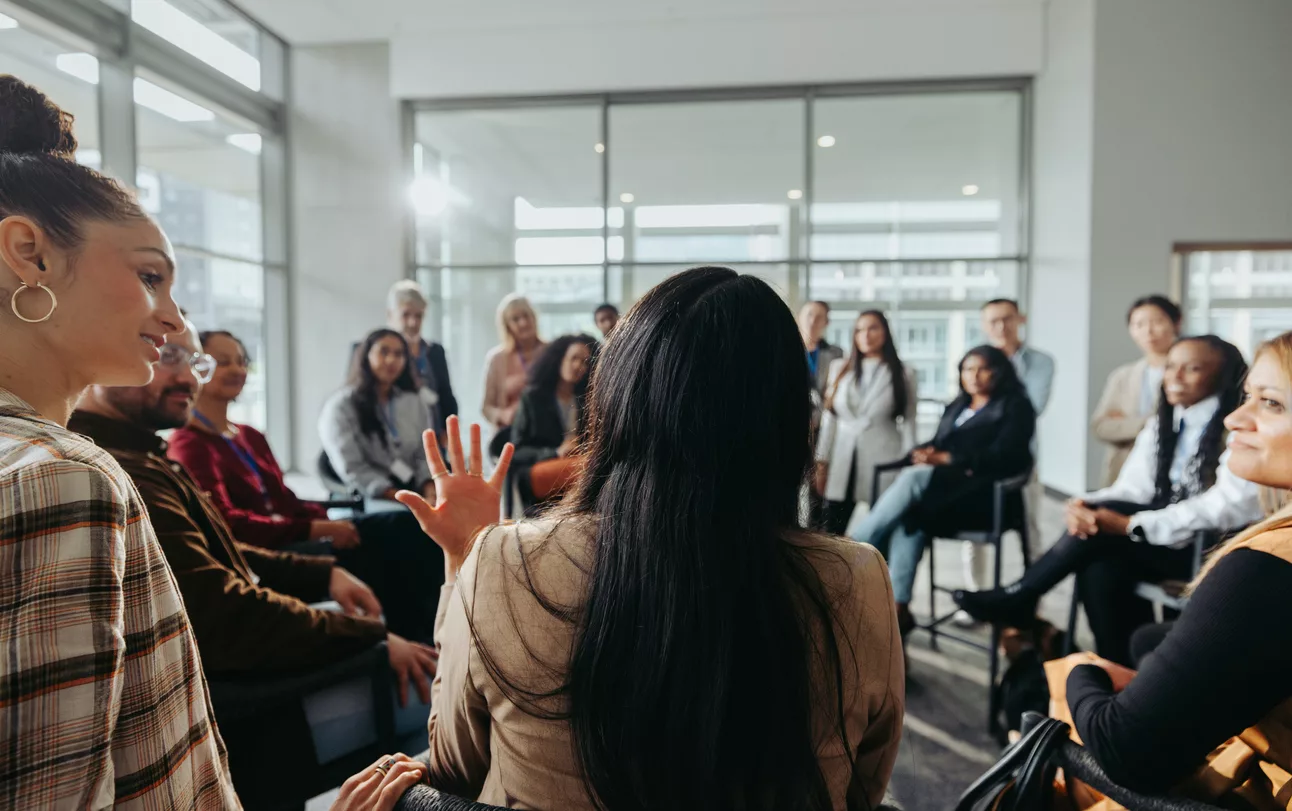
131, 0, 261, 91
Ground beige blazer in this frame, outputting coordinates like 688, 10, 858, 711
426, 517, 905, 809
1091, 358, 1158, 487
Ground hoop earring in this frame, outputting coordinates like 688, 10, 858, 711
10, 282, 58, 324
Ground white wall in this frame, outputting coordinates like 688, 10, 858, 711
389, 5, 1044, 98
290, 43, 406, 469
1030, 0, 1095, 495
1033, 0, 1292, 493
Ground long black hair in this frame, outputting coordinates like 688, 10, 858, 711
527, 333, 599, 398
953, 344, 1025, 406
1151, 335, 1247, 506
826, 309, 909, 419
475, 267, 861, 810
347, 328, 417, 441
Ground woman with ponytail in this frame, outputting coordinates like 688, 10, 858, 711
391, 267, 904, 810
956, 335, 1262, 666
1037, 331, 1292, 807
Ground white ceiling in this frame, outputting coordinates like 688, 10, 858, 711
237, 0, 1042, 45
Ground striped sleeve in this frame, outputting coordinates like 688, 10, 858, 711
0, 459, 127, 810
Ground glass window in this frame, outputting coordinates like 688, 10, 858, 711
609, 99, 806, 267
135, 76, 268, 427
131, 0, 261, 91
1183, 246, 1292, 357
0, 18, 100, 164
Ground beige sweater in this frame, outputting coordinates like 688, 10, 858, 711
426, 517, 905, 809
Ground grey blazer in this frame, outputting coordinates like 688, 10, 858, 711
319, 387, 433, 498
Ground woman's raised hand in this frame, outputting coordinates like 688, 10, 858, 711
396, 416, 514, 573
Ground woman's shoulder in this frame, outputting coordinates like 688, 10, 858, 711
321, 387, 358, 411
0, 417, 133, 506
788, 531, 892, 600
1241, 526, 1292, 566
168, 424, 216, 451
483, 345, 509, 367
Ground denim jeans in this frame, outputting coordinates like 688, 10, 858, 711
849, 465, 933, 604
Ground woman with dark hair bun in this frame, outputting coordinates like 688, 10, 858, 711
387, 266, 904, 810
510, 333, 598, 510
1091, 294, 1183, 485
849, 345, 1037, 638
0, 76, 239, 804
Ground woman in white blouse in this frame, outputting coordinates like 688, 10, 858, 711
1091, 295, 1181, 485
814, 310, 918, 536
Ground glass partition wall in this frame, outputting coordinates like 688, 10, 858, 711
410, 84, 1029, 423
0, 0, 289, 452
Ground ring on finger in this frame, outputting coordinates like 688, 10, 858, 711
375, 756, 397, 776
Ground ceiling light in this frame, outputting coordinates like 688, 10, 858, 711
961, 184, 980, 196
787, 189, 804, 200
594, 143, 605, 154
619, 193, 635, 203
0, 13, 19, 29
226, 133, 263, 155
57, 53, 101, 84
133, 78, 214, 122
817, 135, 836, 148
131, 0, 260, 91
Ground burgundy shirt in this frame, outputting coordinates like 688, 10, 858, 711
168, 423, 326, 549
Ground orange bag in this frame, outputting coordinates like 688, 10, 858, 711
529, 456, 582, 500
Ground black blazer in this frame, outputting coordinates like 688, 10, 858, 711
346, 339, 458, 433
907, 388, 1036, 536
511, 389, 584, 466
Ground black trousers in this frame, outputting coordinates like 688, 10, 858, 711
1020, 500, 1195, 667
821, 462, 860, 536
292, 510, 443, 644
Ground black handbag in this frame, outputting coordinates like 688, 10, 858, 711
956, 712, 1071, 811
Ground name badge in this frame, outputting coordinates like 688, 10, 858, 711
389, 459, 415, 484
419, 386, 440, 407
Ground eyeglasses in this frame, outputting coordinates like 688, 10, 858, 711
158, 344, 217, 384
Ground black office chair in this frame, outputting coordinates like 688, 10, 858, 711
317, 449, 366, 514
209, 642, 398, 806
1062, 529, 1218, 656
872, 460, 1032, 735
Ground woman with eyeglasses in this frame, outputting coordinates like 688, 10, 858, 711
170, 330, 443, 641
0, 76, 239, 805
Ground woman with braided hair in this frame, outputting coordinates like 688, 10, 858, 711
955, 335, 1262, 666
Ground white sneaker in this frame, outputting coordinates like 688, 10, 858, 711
952, 609, 979, 628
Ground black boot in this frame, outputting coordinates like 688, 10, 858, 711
953, 583, 1038, 628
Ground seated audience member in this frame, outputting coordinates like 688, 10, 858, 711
482, 293, 546, 432
1043, 332, 1292, 806
957, 336, 1261, 666
70, 326, 439, 804
1091, 295, 1181, 485
511, 333, 598, 509
389, 268, 904, 808
321, 328, 436, 506
0, 75, 238, 806
814, 310, 918, 536
593, 302, 619, 338
171, 329, 443, 639
850, 345, 1036, 638
346, 280, 457, 436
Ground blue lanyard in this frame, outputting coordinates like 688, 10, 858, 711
806, 347, 820, 379
193, 412, 273, 513
381, 398, 400, 443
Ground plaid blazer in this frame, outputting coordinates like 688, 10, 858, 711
0, 389, 240, 809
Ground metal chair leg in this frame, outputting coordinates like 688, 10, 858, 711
1064, 588, 1080, 656
927, 537, 939, 650
988, 530, 1005, 734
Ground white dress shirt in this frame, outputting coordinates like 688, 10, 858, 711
1081, 394, 1262, 546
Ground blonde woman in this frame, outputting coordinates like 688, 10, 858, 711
1045, 330, 1292, 808
482, 293, 546, 430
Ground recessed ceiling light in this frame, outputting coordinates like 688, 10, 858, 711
594, 143, 605, 154
226, 133, 262, 155
817, 135, 836, 148
619, 192, 635, 203
0, 13, 19, 29
787, 189, 804, 200
961, 184, 980, 196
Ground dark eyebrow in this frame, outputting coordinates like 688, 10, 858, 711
134, 247, 176, 275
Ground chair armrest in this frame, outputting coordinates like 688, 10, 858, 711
995, 471, 1032, 494
395, 754, 508, 810
1054, 742, 1226, 811
305, 496, 366, 512
207, 642, 389, 723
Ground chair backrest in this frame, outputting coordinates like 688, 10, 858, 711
1054, 742, 1226, 811
317, 449, 352, 497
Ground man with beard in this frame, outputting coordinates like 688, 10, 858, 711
70, 323, 438, 806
